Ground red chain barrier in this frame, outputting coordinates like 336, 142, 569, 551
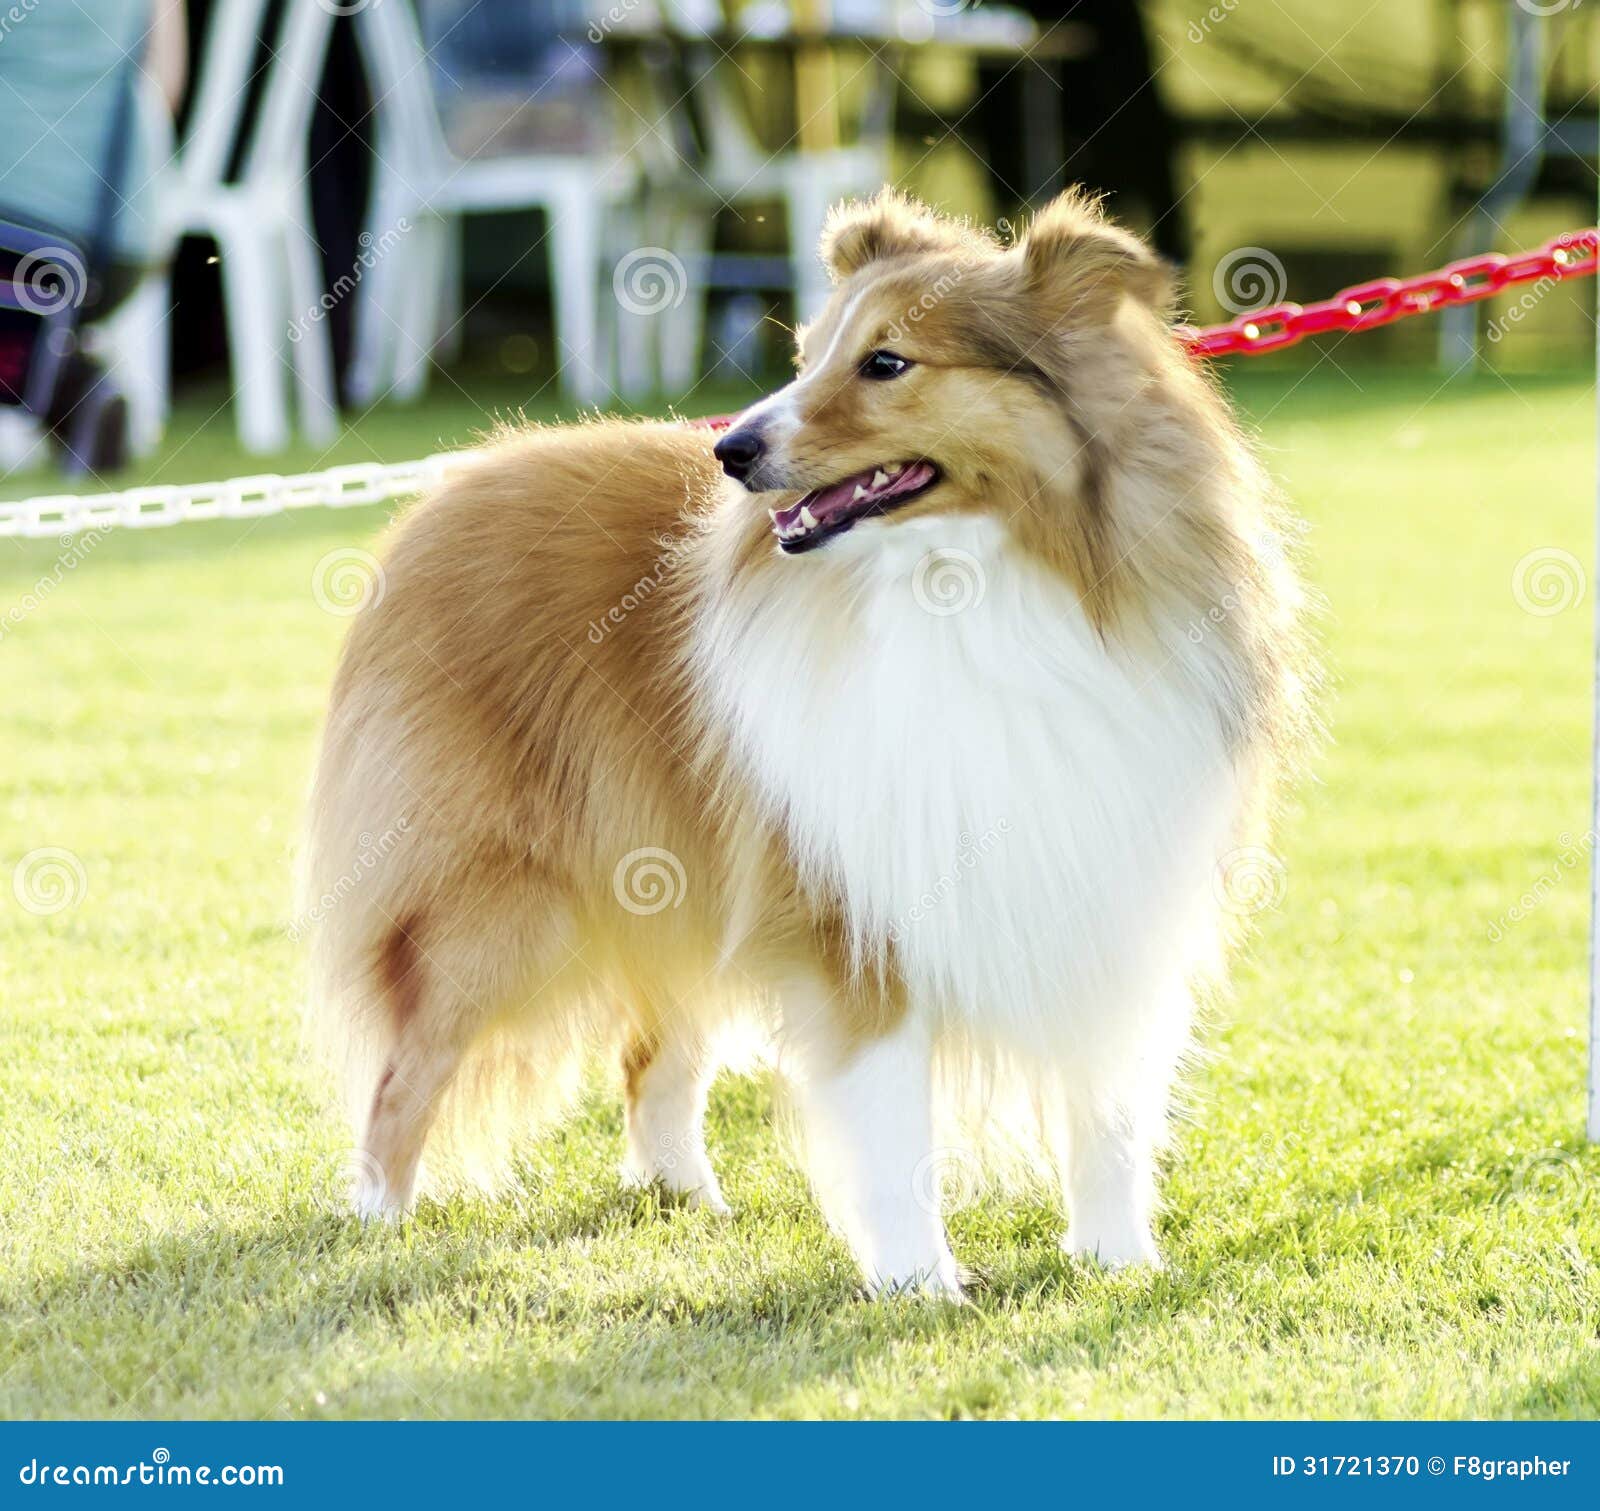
1180, 227, 1598, 359
698, 227, 1597, 428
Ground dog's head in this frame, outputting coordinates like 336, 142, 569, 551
713, 188, 1174, 556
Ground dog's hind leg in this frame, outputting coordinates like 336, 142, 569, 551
620, 1029, 729, 1214
352, 914, 470, 1218
353, 889, 552, 1218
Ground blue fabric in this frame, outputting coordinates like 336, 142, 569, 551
0, 0, 155, 262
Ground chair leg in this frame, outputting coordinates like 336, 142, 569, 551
347, 190, 412, 406
283, 198, 339, 443
220, 228, 291, 454
612, 293, 651, 399
136, 273, 172, 457
610, 199, 654, 400
433, 214, 464, 366
658, 202, 709, 394
88, 272, 171, 458
785, 173, 835, 328
549, 189, 606, 405
390, 215, 445, 403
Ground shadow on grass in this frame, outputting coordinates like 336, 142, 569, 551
0, 1169, 1195, 1418
17, 1096, 1547, 1416
1162, 1125, 1592, 1274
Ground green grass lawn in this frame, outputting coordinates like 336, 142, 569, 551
2, 360, 1598, 1420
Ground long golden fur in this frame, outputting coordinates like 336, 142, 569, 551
303, 188, 1312, 1291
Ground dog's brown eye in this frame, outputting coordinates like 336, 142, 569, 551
859, 350, 912, 380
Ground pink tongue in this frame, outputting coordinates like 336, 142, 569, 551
809, 474, 879, 520
772, 462, 935, 531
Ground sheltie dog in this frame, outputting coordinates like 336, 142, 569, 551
303, 189, 1310, 1297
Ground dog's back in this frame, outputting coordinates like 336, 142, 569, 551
302, 420, 731, 1192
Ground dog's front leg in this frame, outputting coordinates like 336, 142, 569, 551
1061, 1101, 1163, 1270
784, 995, 962, 1300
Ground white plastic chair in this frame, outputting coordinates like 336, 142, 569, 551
668, 0, 894, 327
159, 0, 339, 452
347, 1, 660, 406
16, 1, 341, 463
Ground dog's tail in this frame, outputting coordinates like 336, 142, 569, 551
296, 696, 599, 1198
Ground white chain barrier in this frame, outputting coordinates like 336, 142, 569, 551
0, 451, 486, 540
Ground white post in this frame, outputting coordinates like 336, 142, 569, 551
1592, 576, 1599, 1141
1591, 128, 1600, 1142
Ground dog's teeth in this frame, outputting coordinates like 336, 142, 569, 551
885, 463, 902, 476
768, 508, 779, 523
872, 470, 889, 488
799, 505, 818, 529
853, 484, 869, 501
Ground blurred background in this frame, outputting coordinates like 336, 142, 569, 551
0, 0, 1595, 477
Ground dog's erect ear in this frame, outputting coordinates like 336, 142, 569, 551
1018, 189, 1172, 321
820, 191, 991, 283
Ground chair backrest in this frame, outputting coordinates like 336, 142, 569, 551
176, 0, 270, 190
358, 0, 662, 187
179, 0, 336, 193
669, 0, 893, 178
354, 0, 452, 170
242, 0, 336, 182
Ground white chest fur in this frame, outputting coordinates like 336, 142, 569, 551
692, 514, 1241, 1057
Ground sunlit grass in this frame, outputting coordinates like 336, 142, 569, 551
2, 361, 1597, 1418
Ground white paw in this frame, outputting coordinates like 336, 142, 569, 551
683, 1187, 733, 1217
866, 1257, 967, 1302
350, 1188, 406, 1224
620, 1160, 731, 1216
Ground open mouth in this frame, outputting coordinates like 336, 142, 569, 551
768, 461, 940, 553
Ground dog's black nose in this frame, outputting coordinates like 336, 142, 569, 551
713, 426, 765, 483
